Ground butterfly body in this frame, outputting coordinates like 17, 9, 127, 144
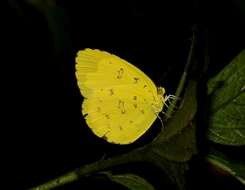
76, 49, 166, 144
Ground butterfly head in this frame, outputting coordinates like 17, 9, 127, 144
157, 87, 165, 97
155, 87, 165, 110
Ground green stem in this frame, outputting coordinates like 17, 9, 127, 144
29, 171, 79, 190
165, 26, 197, 119
29, 149, 145, 190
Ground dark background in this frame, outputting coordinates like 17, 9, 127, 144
3, 0, 245, 189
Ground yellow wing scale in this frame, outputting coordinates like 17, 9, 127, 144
75, 48, 165, 144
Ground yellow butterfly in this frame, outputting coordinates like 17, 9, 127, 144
75, 48, 168, 144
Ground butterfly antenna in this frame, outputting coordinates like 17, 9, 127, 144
163, 94, 180, 118
165, 94, 178, 102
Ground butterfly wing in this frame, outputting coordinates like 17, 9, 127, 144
76, 49, 158, 97
75, 49, 163, 144
82, 86, 159, 144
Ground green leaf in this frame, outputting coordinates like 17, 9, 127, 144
207, 49, 245, 145
144, 80, 198, 190
103, 172, 155, 190
147, 156, 189, 190
152, 122, 197, 162
206, 150, 245, 185
152, 80, 198, 162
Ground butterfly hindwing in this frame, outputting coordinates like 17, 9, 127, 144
82, 94, 157, 144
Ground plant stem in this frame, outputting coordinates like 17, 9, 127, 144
165, 26, 197, 119
29, 171, 79, 190
29, 149, 144, 190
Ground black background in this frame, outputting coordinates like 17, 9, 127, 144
3, 0, 245, 189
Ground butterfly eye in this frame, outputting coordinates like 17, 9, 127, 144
157, 87, 165, 95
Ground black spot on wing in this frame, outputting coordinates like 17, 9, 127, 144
117, 68, 124, 79
118, 100, 126, 114
109, 88, 114, 96
133, 77, 140, 83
